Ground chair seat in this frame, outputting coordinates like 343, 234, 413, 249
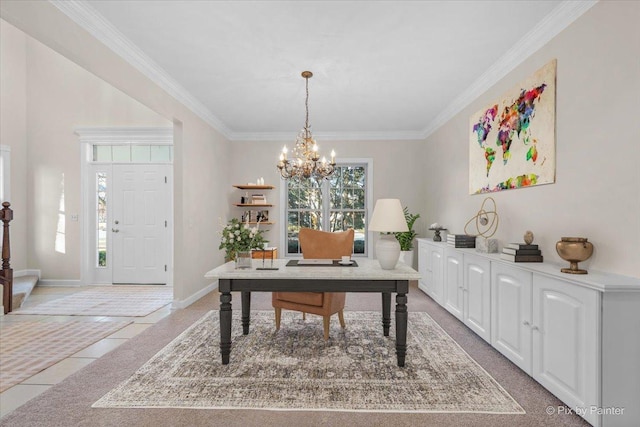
274, 291, 324, 307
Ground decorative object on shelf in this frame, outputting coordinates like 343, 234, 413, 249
463, 196, 499, 252
556, 237, 593, 274
469, 59, 556, 194
464, 196, 499, 238
277, 71, 336, 181
501, 239, 543, 262
447, 234, 476, 248
524, 230, 534, 245
369, 199, 409, 270
476, 238, 498, 253
428, 223, 447, 242
218, 217, 268, 267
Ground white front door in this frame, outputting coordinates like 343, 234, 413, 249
111, 164, 170, 284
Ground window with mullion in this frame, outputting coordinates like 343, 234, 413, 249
285, 163, 368, 256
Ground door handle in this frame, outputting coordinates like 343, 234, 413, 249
112, 228, 120, 233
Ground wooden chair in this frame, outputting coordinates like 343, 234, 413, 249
272, 228, 354, 340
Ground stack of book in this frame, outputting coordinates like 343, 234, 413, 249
500, 243, 543, 262
447, 234, 476, 248
251, 194, 267, 204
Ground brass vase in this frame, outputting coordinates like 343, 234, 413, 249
555, 237, 593, 274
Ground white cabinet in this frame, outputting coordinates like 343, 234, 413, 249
533, 275, 599, 426
416, 239, 640, 427
417, 240, 444, 304
491, 262, 533, 373
463, 253, 491, 343
443, 248, 464, 320
491, 263, 599, 426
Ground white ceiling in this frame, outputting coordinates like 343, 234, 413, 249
52, 1, 595, 141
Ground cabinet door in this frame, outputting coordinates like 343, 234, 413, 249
429, 246, 444, 305
464, 254, 491, 343
491, 262, 533, 374
443, 248, 464, 320
532, 275, 599, 425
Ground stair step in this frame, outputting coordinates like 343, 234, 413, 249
12, 275, 39, 308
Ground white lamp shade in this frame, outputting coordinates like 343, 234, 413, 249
369, 199, 409, 232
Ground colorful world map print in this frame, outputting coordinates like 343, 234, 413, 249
469, 59, 556, 194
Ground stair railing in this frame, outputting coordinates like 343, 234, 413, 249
1, 202, 13, 314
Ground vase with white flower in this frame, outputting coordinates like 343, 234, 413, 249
218, 217, 268, 268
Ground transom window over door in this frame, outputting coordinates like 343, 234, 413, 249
284, 162, 371, 256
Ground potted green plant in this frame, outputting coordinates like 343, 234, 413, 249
219, 218, 268, 268
394, 207, 420, 267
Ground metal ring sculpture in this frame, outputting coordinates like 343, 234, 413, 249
464, 197, 499, 238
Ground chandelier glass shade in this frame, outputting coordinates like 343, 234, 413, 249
277, 71, 336, 180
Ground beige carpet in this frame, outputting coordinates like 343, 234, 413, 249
94, 310, 524, 414
0, 320, 132, 392
14, 286, 173, 317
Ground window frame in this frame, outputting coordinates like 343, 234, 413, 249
279, 158, 373, 258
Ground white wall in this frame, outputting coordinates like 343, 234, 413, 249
0, 20, 27, 271
1, 2, 233, 303
423, 1, 640, 278
23, 28, 170, 280
229, 139, 427, 257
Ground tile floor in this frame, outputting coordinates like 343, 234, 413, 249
0, 285, 173, 419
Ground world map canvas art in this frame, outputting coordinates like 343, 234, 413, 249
469, 59, 556, 194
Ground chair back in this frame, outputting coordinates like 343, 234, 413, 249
298, 228, 354, 259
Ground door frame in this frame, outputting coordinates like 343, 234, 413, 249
76, 127, 174, 286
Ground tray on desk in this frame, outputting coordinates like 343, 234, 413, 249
286, 260, 358, 267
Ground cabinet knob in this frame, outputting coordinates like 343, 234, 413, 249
112, 228, 119, 233
522, 320, 530, 326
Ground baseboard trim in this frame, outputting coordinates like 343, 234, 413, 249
37, 279, 83, 287
14, 269, 41, 278
172, 281, 217, 309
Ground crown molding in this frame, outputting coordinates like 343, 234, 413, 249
50, 0, 233, 139
420, 0, 598, 139
50, 0, 597, 143
230, 130, 425, 142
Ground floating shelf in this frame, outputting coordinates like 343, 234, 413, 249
233, 185, 275, 190
234, 204, 273, 207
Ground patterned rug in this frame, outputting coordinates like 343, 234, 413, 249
0, 319, 132, 392
94, 311, 524, 413
14, 286, 173, 317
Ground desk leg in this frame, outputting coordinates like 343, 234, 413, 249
395, 293, 408, 367
241, 291, 251, 335
382, 292, 391, 336
220, 292, 232, 365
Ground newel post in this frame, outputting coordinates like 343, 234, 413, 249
1, 202, 13, 314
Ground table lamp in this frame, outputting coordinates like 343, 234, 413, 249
369, 198, 408, 269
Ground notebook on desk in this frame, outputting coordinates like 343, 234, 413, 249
296, 259, 334, 265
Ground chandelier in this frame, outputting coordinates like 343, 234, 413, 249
277, 71, 336, 180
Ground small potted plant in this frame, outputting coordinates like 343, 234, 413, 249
394, 207, 420, 267
219, 218, 268, 268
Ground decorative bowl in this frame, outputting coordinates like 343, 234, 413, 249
555, 237, 593, 274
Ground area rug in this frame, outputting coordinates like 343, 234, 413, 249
14, 286, 173, 317
0, 319, 132, 392
93, 311, 524, 414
